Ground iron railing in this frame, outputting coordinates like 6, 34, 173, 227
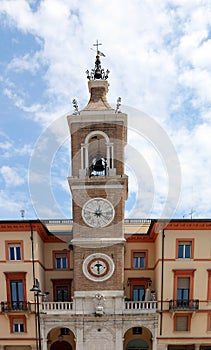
1, 301, 32, 312
169, 299, 199, 311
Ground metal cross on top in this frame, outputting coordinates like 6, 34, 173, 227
93, 40, 102, 54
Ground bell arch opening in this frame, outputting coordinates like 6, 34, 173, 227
80, 130, 115, 177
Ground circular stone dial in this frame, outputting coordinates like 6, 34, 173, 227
82, 198, 115, 228
82, 253, 115, 282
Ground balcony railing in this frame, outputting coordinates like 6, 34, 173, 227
1, 301, 32, 313
40, 300, 157, 315
41, 302, 74, 313
124, 300, 157, 314
169, 299, 199, 311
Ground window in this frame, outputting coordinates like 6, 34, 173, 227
53, 251, 69, 270
132, 250, 148, 269
128, 278, 150, 301
10, 281, 24, 309
56, 254, 67, 269
9, 244, 21, 260
177, 277, 190, 307
133, 327, 142, 335
176, 240, 194, 259
9, 316, 26, 333
133, 286, 145, 301
173, 269, 195, 310
133, 252, 146, 268
13, 318, 25, 333
4, 272, 27, 311
51, 279, 72, 302
5, 241, 23, 261
175, 315, 190, 331
56, 286, 69, 301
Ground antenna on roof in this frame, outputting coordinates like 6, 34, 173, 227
20, 209, 25, 220
189, 209, 195, 219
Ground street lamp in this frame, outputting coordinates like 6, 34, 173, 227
30, 279, 44, 350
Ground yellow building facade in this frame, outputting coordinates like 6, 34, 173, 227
0, 54, 211, 350
0, 219, 211, 349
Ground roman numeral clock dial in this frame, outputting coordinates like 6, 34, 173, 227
82, 198, 115, 228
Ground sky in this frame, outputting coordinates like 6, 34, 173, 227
0, 0, 211, 221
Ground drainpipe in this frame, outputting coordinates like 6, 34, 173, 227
160, 229, 165, 336
30, 221, 36, 286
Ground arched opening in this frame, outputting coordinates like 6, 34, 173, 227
80, 130, 115, 177
50, 340, 72, 350
47, 327, 75, 350
124, 326, 152, 350
88, 134, 107, 176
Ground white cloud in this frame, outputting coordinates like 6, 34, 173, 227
3, 86, 43, 113
0, 190, 23, 213
0, 166, 25, 187
7, 51, 42, 74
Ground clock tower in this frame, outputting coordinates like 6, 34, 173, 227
67, 50, 128, 315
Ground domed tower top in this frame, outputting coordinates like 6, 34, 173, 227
82, 41, 113, 112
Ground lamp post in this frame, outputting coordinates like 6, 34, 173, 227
30, 281, 48, 350
30, 280, 42, 350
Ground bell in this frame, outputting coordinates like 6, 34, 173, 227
93, 159, 105, 172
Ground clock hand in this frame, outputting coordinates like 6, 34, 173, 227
95, 261, 103, 274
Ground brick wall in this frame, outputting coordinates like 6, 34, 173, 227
73, 244, 124, 291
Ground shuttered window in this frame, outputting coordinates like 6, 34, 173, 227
13, 318, 25, 333
176, 315, 188, 331
177, 278, 190, 300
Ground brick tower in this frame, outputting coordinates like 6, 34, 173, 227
67, 50, 128, 316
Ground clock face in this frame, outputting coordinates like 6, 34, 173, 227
82, 198, 115, 228
82, 253, 115, 282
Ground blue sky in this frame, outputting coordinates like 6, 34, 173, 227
0, 0, 211, 220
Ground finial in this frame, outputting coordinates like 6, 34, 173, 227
86, 40, 109, 80
72, 99, 80, 115
115, 97, 121, 113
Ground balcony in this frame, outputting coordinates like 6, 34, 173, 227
41, 301, 74, 314
40, 300, 157, 315
1, 301, 32, 313
124, 300, 157, 314
169, 299, 199, 312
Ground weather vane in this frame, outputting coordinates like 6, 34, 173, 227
93, 40, 102, 54
91, 39, 105, 57
86, 40, 108, 80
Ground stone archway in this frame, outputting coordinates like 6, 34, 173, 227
123, 326, 152, 350
50, 340, 72, 350
47, 327, 75, 350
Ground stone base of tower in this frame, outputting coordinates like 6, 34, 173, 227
41, 314, 158, 350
